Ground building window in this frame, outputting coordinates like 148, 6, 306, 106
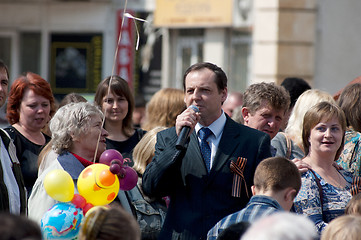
20, 32, 41, 74
0, 36, 12, 71
229, 31, 251, 92
50, 33, 102, 97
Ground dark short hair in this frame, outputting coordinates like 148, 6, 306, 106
281, 77, 311, 108
0, 59, 9, 79
217, 222, 251, 240
0, 213, 42, 240
183, 62, 227, 92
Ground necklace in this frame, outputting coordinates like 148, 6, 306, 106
333, 168, 345, 189
312, 166, 344, 189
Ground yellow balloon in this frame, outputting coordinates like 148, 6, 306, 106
44, 169, 75, 202
77, 164, 119, 206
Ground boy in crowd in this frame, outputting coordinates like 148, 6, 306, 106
207, 156, 301, 240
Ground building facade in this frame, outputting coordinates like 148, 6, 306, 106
0, 0, 360, 100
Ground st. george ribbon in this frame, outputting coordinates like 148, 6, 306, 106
175, 105, 199, 150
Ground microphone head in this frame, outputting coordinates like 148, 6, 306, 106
189, 105, 199, 113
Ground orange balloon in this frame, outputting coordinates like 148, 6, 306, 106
99, 169, 116, 186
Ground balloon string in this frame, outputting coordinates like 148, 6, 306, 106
124, 13, 148, 50
93, 0, 129, 163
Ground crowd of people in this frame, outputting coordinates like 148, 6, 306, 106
1, 59, 361, 240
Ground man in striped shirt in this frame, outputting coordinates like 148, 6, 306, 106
207, 157, 301, 240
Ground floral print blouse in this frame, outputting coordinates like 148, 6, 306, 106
293, 169, 353, 233
337, 127, 361, 176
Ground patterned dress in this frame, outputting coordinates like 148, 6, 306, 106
337, 127, 361, 177
293, 169, 353, 233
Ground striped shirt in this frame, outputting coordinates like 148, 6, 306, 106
207, 195, 283, 240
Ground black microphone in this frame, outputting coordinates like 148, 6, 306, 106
175, 105, 199, 150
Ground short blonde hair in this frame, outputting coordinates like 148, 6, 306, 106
345, 193, 361, 215
285, 89, 335, 149
132, 126, 167, 175
321, 215, 361, 240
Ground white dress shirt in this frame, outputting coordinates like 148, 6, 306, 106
195, 112, 227, 169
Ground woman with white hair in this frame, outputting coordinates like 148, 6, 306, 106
28, 102, 108, 224
241, 212, 317, 240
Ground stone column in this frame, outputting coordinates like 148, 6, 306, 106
252, 0, 316, 85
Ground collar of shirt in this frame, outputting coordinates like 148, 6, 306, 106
195, 112, 227, 168
71, 152, 94, 167
195, 111, 227, 139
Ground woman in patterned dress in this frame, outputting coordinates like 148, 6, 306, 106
293, 101, 353, 234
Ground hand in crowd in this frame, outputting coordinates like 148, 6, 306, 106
292, 158, 311, 173
175, 107, 200, 136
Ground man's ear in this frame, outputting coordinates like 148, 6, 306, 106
284, 188, 297, 202
241, 107, 250, 124
221, 87, 228, 105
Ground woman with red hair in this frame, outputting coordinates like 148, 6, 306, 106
5, 72, 55, 195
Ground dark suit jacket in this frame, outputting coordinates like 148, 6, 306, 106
142, 117, 271, 240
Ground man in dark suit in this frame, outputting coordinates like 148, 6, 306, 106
142, 62, 271, 240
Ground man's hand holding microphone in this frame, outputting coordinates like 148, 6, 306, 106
175, 105, 200, 150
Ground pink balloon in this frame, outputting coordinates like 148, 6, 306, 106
118, 166, 138, 191
99, 149, 124, 166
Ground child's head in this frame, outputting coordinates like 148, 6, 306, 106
321, 215, 361, 240
345, 193, 361, 215
79, 205, 141, 240
253, 156, 301, 210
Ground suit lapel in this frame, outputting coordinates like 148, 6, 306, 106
188, 132, 209, 174
185, 118, 242, 178
209, 119, 241, 178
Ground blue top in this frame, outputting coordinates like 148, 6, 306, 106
207, 195, 283, 240
293, 169, 353, 233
